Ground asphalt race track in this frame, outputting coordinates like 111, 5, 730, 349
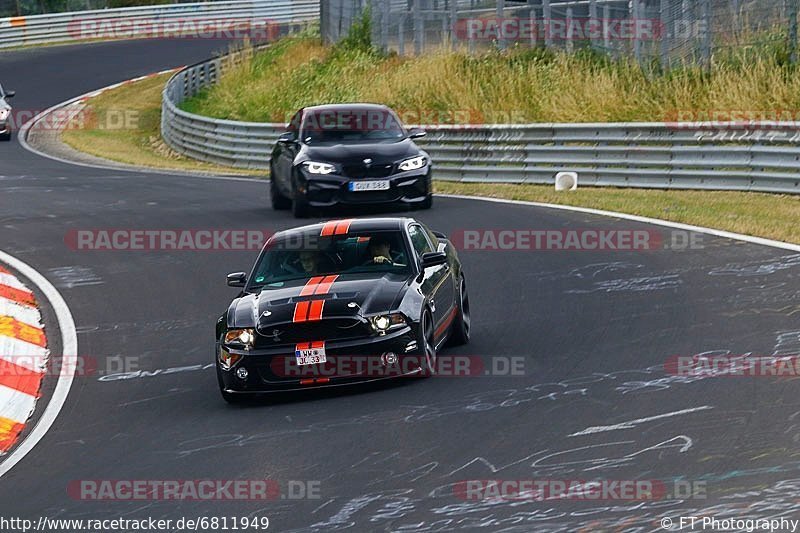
2, 38, 800, 532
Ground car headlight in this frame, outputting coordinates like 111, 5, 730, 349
302, 161, 337, 175
371, 313, 407, 334
398, 155, 427, 172
224, 328, 255, 349
0, 109, 8, 121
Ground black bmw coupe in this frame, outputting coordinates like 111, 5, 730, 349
215, 217, 470, 402
269, 103, 432, 218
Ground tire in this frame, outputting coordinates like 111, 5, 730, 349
270, 172, 291, 210
0, 131, 10, 142
448, 275, 471, 346
292, 193, 310, 218
418, 193, 433, 210
417, 310, 437, 377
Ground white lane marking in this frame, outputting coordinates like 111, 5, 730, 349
0, 297, 42, 328
0, 386, 38, 424
439, 194, 800, 252
0, 250, 77, 478
0, 340, 48, 372
0, 273, 34, 292
569, 406, 714, 437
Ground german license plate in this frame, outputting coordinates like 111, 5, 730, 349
295, 345, 326, 366
349, 180, 390, 192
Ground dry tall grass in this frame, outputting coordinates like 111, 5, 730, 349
181, 34, 800, 125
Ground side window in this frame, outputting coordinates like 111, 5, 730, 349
409, 225, 433, 257
423, 226, 440, 250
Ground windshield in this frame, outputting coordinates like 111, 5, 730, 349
301, 108, 405, 144
248, 229, 411, 290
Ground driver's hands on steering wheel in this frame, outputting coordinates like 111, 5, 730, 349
372, 255, 392, 264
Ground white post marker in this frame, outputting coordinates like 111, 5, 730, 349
555, 171, 578, 191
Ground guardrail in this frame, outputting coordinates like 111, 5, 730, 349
0, 0, 318, 49
162, 51, 800, 194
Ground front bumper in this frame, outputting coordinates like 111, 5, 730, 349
299, 168, 431, 207
217, 327, 423, 393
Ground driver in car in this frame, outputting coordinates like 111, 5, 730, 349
364, 236, 405, 266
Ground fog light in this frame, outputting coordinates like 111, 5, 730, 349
382, 352, 398, 366
236, 367, 248, 380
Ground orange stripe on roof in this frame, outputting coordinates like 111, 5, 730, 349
0, 284, 36, 307
307, 300, 324, 321
299, 276, 324, 296
334, 219, 353, 235
0, 316, 46, 348
0, 416, 25, 452
314, 275, 338, 295
320, 222, 338, 237
0, 359, 43, 397
293, 301, 311, 323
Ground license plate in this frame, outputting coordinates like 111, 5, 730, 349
295, 346, 327, 366
349, 180, 390, 192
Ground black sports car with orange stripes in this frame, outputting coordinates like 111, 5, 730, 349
215, 217, 470, 402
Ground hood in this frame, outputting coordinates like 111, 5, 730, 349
229, 272, 411, 329
300, 138, 421, 166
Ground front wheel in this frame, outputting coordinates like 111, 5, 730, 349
292, 195, 310, 218
448, 275, 470, 346
417, 310, 437, 377
270, 170, 291, 210
419, 193, 433, 210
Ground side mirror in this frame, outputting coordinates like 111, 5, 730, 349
277, 131, 297, 144
421, 251, 447, 268
4, 91, 14, 99
226, 272, 247, 287
407, 128, 426, 139
432, 230, 447, 240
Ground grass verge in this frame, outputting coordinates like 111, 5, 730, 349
181, 32, 800, 124
60, 73, 262, 176
434, 182, 800, 244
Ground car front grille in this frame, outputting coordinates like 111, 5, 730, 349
342, 163, 395, 178
256, 318, 372, 346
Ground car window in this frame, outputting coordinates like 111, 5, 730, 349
248, 229, 411, 289
408, 224, 433, 257
423, 226, 440, 249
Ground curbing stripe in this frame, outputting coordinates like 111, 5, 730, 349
0, 266, 48, 454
